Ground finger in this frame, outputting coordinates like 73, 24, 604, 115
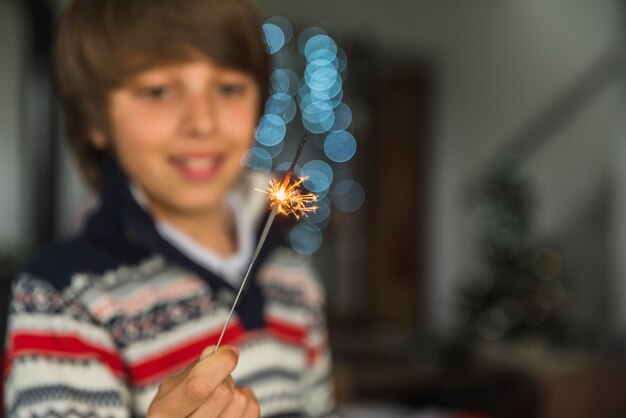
189, 384, 256, 418
238, 386, 261, 418
150, 346, 239, 417
215, 387, 249, 418
225, 376, 236, 389
187, 380, 235, 418
156, 359, 198, 397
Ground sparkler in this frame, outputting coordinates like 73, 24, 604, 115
214, 132, 318, 352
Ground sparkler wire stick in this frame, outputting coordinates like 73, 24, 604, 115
213, 132, 311, 352
214, 207, 277, 352
282, 131, 310, 186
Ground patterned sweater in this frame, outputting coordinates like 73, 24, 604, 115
3, 160, 336, 418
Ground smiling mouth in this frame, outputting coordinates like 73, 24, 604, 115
170, 155, 222, 180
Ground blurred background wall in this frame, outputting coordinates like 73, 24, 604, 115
0, 1, 27, 250
2, 0, 626, 417
255, 0, 626, 338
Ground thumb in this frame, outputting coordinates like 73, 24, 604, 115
200, 345, 217, 360
199, 344, 239, 360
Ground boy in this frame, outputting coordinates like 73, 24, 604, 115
3, 0, 336, 417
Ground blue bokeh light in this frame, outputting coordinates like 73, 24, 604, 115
299, 80, 339, 103
332, 180, 365, 212
304, 34, 337, 57
301, 160, 334, 193
270, 69, 289, 94
301, 93, 335, 134
302, 112, 335, 134
297, 27, 327, 55
293, 35, 345, 144
302, 100, 334, 122
265, 93, 297, 123
309, 78, 343, 103
305, 66, 339, 92
262, 140, 284, 158
243, 147, 273, 172
297, 79, 310, 101
255, 114, 286, 146
266, 16, 293, 44
331, 102, 352, 131
270, 68, 299, 97
324, 131, 357, 163
307, 50, 339, 67
262, 23, 285, 54
289, 222, 323, 255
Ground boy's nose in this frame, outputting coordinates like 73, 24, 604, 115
183, 94, 216, 138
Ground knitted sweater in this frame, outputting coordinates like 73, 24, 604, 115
3, 160, 336, 418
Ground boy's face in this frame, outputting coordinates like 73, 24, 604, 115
95, 58, 260, 220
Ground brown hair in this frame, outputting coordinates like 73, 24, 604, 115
55, 0, 271, 190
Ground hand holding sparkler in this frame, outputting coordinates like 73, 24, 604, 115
213, 133, 318, 352
147, 345, 259, 417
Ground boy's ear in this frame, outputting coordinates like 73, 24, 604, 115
90, 129, 108, 150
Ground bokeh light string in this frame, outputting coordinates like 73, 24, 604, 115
253, 18, 365, 255
214, 133, 317, 351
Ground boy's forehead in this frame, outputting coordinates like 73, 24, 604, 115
120, 58, 254, 84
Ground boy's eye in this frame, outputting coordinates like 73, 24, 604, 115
139, 86, 171, 100
218, 84, 246, 96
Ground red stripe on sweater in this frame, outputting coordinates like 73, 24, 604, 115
129, 324, 245, 385
5, 319, 311, 386
266, 317, 307, 345
129, 318, 308, 385
5, 332, 126, 378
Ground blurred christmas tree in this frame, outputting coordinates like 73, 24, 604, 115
457, 158, 571, 344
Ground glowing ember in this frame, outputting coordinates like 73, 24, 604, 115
275, 186, 286, 202
258, 177, 318, 219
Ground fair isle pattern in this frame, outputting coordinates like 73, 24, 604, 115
5, 250, 337, 418
9, 385, 124, 416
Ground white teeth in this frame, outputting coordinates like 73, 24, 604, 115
183, 157, 216, 170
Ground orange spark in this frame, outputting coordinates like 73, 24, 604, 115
257, 177, 318, 219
